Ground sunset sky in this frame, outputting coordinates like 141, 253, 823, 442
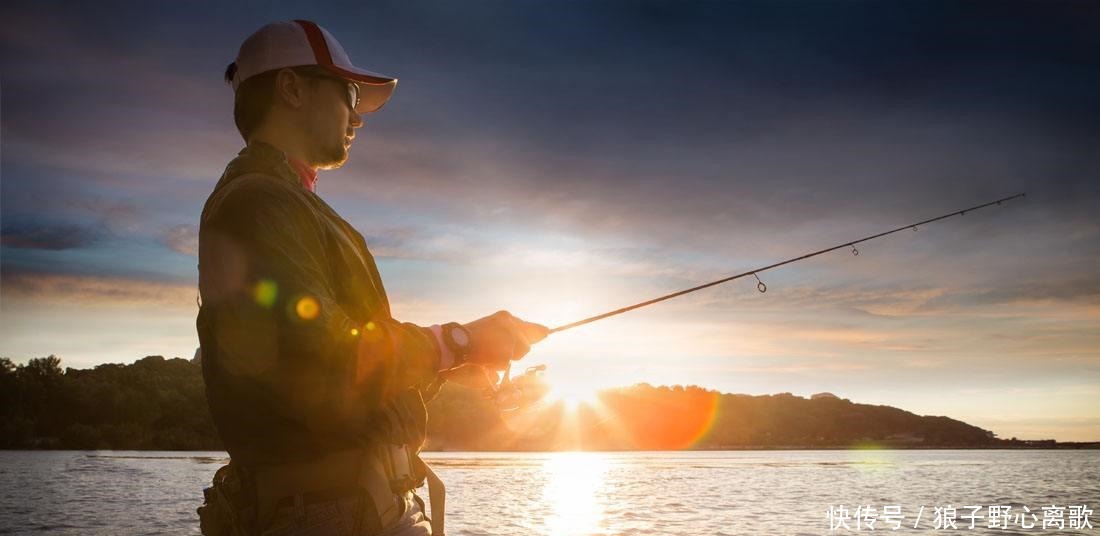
2, 1, 1097, 441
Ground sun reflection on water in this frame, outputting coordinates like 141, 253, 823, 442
541, 452, 610, 536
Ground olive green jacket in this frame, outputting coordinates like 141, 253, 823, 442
197, 142, 441, 466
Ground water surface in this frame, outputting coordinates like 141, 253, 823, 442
1, 450, 1096, 535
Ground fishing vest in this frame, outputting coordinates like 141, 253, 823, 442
196, 142, 445, 534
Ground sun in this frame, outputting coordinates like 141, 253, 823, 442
544, 379, 601, 411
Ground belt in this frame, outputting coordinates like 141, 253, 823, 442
251, 444, 417, 533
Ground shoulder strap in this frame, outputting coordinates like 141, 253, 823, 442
415, 455, 446, 536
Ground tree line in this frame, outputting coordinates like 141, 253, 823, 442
1, 355, 1016, 451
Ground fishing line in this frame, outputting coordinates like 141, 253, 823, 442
547, 193, 1026, 334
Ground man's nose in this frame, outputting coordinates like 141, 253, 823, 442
349, 112, 363, 129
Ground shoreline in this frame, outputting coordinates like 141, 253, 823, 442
4, 444, 1098, 453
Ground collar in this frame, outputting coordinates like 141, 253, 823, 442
228, 142, 319, 193
286, 156, 319, 193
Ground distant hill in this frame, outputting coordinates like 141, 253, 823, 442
1, 355, 1093, 450
425, 382, 1012, 451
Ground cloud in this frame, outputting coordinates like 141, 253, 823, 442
331, 116, 1096, 281
361, 226, 480, 262
357, 222, 703, 283
725, 362, 873, 374
692, 275, 1100, 320
4, 1, 1097, 306
0, 5, 237, 190
932, 278, 1100, 309
1, 271, 197, 309
161, 224, 198, 256
72, 199, 146, 233
0, 221, 104, 250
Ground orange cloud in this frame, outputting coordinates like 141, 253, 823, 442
1, 272, 197, 308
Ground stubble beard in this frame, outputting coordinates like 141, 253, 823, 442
312, 136, 350, 170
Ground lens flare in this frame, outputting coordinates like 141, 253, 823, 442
358, 320, 384, 343
604, 386, 721, 449
295, 296, 320, 320
252, 279, 278, 308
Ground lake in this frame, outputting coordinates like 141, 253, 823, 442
0, 450, 1097, 535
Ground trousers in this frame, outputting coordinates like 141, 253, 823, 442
259, 489, 433, 536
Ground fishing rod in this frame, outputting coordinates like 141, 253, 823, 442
547, 193, 1026, 334
489, 193, 1025, 411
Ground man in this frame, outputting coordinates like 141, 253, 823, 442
196, 20, 548, 536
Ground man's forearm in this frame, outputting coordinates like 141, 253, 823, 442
354, 318, 449, 398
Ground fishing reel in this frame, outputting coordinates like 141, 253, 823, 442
483, 362, 549, 412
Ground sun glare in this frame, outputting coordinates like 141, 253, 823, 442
540, 365, 605, 411
541, 452, 610, 535
545, 382, 601, 411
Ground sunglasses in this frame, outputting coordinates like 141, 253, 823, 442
298, 71, 360, 111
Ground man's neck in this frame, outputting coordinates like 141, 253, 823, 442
249, 135, 320, 192
249, 133, 316, 172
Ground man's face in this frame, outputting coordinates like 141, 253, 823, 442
299, 73, 364, 169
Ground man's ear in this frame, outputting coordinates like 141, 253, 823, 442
273, 68, 306, 109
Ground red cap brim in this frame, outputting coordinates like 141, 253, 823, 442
320, 64, 397, 113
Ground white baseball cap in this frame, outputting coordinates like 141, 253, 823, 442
229, 20, 397, 113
